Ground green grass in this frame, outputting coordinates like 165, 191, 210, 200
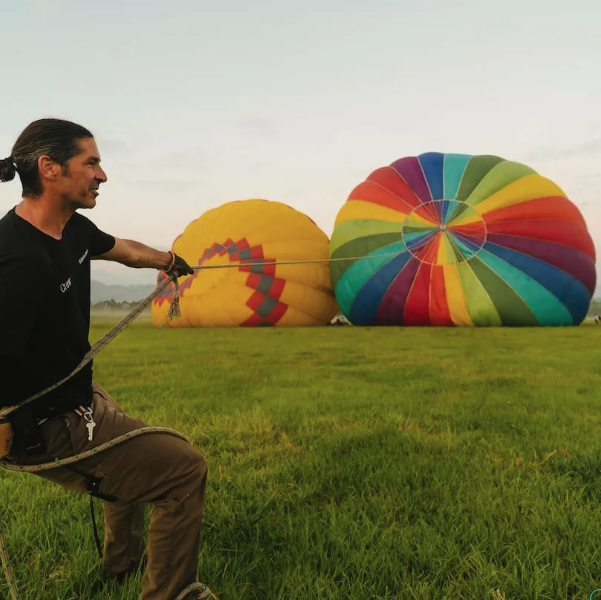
2, 321, 601, 600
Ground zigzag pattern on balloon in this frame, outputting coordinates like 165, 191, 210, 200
153, 238, 288, 326
329, 152, 597, 327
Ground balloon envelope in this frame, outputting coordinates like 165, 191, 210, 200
330, 153, 596, 326
152, 199, 338, 327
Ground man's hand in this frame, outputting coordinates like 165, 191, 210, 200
166, 253, 194, 278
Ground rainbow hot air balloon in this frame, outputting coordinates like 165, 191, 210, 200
330, 153, 596, 326
152, 199, 338, 327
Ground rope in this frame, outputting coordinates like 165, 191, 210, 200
0, 249, 402, 599
184, 252, 401, 269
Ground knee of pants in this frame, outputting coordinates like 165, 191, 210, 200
157, 450, 207, 506
173, 452, 207, 505
186, 449, 208, 488
196, 452, 208, 481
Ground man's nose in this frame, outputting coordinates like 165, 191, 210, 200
96, 167, 108, 183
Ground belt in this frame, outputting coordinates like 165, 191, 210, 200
37, 405, 91, 426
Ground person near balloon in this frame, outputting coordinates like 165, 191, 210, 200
0, 118, 212, 600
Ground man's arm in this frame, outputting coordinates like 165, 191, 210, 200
93, 238, 172, 270
93, 238, 195, 277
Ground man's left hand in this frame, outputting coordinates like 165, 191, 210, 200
167, 253, 194, 278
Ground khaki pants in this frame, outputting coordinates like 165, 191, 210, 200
7, 383, 208, 600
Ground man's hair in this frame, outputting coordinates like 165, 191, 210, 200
0, 118, 93, 196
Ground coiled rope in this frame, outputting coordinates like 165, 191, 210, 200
0, 251, 399, 599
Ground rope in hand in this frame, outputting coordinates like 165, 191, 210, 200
0, 250, 401, 600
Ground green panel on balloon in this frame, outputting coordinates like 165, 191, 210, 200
456, 155, 504, 201
456, 261, 502, 326
466, 161, 536, 207
329, 219, 403, 255
468, 257, 538, 325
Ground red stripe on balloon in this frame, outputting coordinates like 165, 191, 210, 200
348, 180, 414, 213
482, 196, 587, 226
429, 266, 454, 326
403, 262, 432, 325
365, 167, 423, 210
420, 232, 442, 264
450, 222, 486, 236
410, 203, 440, 224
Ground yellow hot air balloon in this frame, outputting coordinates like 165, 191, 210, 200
152, 199, 339, 327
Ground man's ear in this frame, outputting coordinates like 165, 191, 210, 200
37, 155, 61, 183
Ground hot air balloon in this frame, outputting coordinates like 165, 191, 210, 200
330, 153, 597, 326
152, 199, 338, 327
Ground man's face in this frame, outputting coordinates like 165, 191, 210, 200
57, 138, 107, 209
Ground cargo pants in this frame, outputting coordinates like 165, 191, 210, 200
7, 383, 208, 600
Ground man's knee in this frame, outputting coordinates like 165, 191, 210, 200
193, 450, 208, 483
181, 446, 207, 487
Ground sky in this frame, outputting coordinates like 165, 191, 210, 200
0, 0, 599, 293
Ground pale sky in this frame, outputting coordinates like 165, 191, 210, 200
1, 0, 599, 293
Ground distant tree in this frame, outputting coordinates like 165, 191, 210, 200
91, 299, 148, 311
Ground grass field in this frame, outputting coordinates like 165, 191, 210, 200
2, 320, 601, 600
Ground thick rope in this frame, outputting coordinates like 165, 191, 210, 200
0, 250, 402, 599
185, 253, 400, 269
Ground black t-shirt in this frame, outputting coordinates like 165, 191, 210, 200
0, 207, 115, 418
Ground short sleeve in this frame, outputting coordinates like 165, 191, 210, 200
74, 213, 116, 256
90, 223, 116, 257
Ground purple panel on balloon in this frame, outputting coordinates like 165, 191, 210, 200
390, 157, 432, 203
375, 256, 421, 324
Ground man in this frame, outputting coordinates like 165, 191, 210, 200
0, 118, 211, 600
